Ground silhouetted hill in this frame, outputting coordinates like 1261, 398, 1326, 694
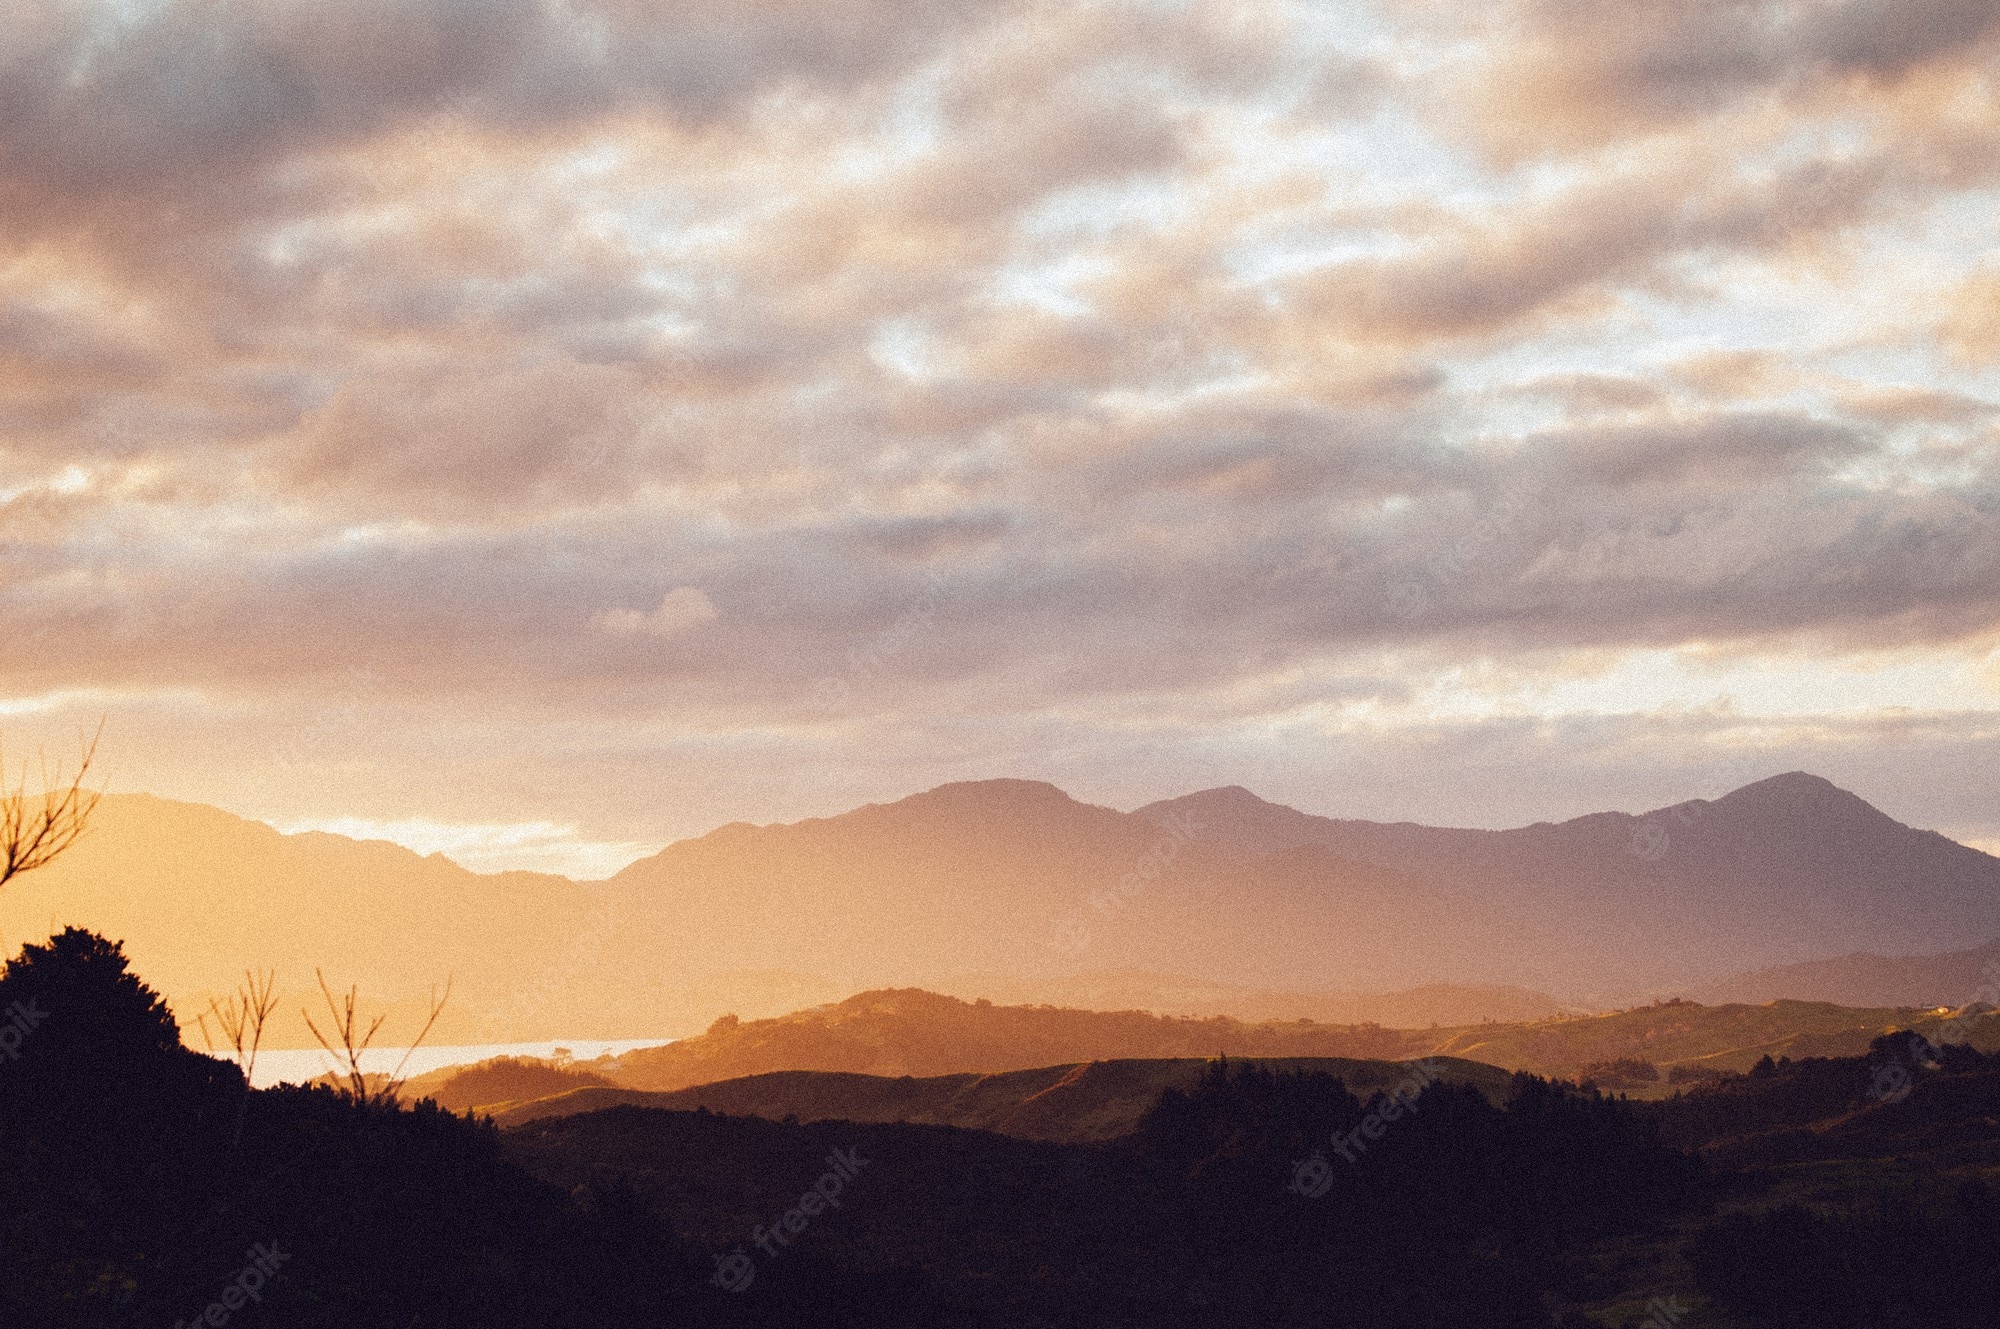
1653, 1030, 2000, 1167
403, 1055, 616, 1114
482, 1056, 1513, 1141
505, 1065, 1699, 1328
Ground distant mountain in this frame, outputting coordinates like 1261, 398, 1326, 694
13, 773, 1994, 1041
1137, 772, 2000, 995
479, 1056, 1514, 1142
1696, 937, 2000, 1008
2, 794, 839, 1044
594, 771, 2000, 1000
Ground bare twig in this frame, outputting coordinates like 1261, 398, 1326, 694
206, 968, 280, 1085
0, 722, 104, 891
303, 969, 452, 1106
382, 976, 453, 1103
304, 968, 390, 1103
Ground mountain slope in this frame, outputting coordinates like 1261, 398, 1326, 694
1136, 772, 2000, 994
3, 793, 594, 1044
12, 772, 1995, 1040
591, 987, 2000, 1090
1696, 937, 2000, 1007
604, 988, 1416, 1090
480, 1056, 1513, 1141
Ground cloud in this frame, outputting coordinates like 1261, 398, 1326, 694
1943, 264, 2000, 363
594, 588, 720, 639
1442, 0, 2000, 152
2, 0, 1996, 851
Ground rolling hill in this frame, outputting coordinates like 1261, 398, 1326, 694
589, 987, 2000, 1091
473, 1056, 1513, 1142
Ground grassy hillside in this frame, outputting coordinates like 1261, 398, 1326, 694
1429, 998, 2000, 1081
477, 1056, 1512, 1141
595, 987, 2000, 1099
605, 988, 1414, 1090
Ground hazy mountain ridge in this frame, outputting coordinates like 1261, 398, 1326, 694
10, 773, 1998, 1044
1140, 771, 2000, 993
1692, 936, 2000, 1008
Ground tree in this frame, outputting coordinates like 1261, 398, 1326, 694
0, 724, 102, 891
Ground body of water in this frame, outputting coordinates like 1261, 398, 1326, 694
246, 1038, 673, 1089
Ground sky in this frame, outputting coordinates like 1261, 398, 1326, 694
2, 0, 1998, 877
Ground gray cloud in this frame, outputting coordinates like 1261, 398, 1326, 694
2, 0, 1997, 855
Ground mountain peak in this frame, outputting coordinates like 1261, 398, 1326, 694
1717, 771, 1875, 813
1134, 785, 1290, 822
897, 779, 1080, 809
1179, 785, 1278, 808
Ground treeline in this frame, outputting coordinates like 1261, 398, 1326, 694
10, 929, 1998, 1326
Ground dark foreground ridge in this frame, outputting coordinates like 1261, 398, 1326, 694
8, 929, 2000, 1325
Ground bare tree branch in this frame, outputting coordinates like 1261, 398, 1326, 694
0, 722, 104, 891
381, 976, 453, 1103
206, 968, 280, 1086
303, 969, 452, 1107
304, 968, 389, 1104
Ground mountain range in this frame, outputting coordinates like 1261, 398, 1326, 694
4, 772, 1995, 1043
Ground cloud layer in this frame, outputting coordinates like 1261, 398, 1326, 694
3, 0, 1997, 866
